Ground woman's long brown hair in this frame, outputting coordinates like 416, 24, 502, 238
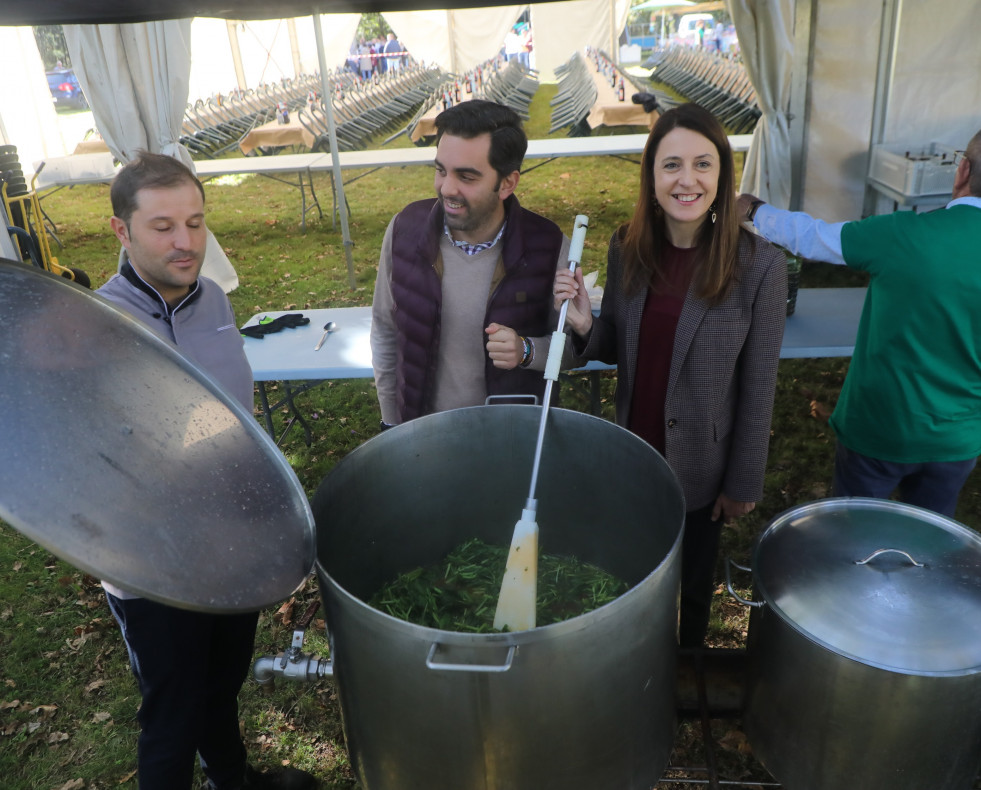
620, 103, 743, 305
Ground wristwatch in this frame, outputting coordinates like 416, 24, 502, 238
747, 198, 766, 223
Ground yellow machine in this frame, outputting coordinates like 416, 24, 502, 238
2, 163, 89, 287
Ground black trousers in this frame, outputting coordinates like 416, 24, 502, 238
106, 593, 259, 790
678, 503, 724, 649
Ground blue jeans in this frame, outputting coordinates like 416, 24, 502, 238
832, 441, 977, 518
106, 594, 259, 790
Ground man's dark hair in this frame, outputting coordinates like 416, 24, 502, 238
111, 151, 206, 226
434, 99, 528, 179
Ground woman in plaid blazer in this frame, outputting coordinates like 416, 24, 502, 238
555, 104, 787, 647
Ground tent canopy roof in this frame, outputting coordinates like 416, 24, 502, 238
0, 0, 537, 26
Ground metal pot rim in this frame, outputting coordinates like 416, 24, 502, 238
751, 497, 981, 675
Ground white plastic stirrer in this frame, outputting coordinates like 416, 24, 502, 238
494, 214, 590, 632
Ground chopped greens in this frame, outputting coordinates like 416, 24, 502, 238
368, 538, 629, 632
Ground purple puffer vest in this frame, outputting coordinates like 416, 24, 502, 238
390, 195, 563, 422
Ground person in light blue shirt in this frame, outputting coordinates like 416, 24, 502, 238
737, 130, 981, 517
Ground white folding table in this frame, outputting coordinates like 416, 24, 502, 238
242, 288, 867, 444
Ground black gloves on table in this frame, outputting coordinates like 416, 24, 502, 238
241, 313, 310, 339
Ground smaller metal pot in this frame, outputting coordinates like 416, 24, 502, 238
730, 498, 981, 790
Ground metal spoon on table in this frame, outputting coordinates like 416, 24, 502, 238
314, 321, 336, 351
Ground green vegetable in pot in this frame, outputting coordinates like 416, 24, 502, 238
369, 538, 629, 632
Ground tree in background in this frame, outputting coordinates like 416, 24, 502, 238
356, 13, 392, 43
33, 25, 70, 70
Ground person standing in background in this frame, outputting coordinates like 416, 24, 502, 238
98, 152, 318, 790
555, 104, 787, 648
371, 100, 570, 429
737, 130, 981, 518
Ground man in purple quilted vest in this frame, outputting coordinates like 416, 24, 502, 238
371, 99, 570, 427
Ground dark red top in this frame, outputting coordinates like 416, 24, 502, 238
628, 242, 697, 455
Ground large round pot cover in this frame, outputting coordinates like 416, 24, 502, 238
0, 260, 314, 612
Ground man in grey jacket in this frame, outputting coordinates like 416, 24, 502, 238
98, 152, 315, 790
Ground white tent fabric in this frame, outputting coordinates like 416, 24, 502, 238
801, 0, 981, 221
293, 16, 362, 74
0, 27, 73, 174
63, 20, 239, 292
727, 0, 793, 207
382, 7, 521, 73
530, 0, 632, 81
187, 18, 239, 97
187, 17, 360, 101
382, 1, 631, 81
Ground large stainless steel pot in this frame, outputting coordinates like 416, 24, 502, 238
311, 405, 685, 790
735, 498, 981, 790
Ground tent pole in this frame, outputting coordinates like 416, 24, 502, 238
287, 18, 302, 77
446, 10, 458, 74
862, 0, 903, 218
313, 13, 357, 290
226, 21, 248, 91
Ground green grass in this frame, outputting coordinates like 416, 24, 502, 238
3, 87, 980, 789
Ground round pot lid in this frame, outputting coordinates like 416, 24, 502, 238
0, 261, 315, 612
753, 498, 981, 675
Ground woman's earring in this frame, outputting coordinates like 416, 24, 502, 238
710, 203, 718, 224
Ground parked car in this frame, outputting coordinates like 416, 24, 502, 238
46, 69, 87, 110
674, 13, 715, 46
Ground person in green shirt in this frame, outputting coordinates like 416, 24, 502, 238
736, 129, 981, 517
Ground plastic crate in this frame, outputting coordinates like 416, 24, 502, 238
868, 141, 959, 197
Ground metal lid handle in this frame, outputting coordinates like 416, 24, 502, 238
854, 548, 925, 567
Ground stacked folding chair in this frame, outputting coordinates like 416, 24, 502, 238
548, 52, 598, 135
480, 58, 538, 120
299, 65, 450, 153
646, 47, 760, 133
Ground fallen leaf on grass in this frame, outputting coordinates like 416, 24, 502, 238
91, 712, 112, 724
47, 731, 70, 744
809, 399, 832, 421
0, 699, 19, 710
118, 769, 137, 784
275, 597, 297, 626
12, 561, 22, 571
53, 780, 85, 790
30, 704, 59, 719
84, 679, 106, 696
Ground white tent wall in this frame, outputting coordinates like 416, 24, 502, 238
235, 19, 304, 86
187, 16, 358, 101
530, 0, 631, 82
382, 7, 521, 73
0, 27, 73, 176
187, 18, 239, 98
292, 16, 363, 75
799, 0, 981, 221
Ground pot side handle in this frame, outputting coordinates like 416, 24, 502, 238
854, 548, 925, 567
425, 642, 516, 673
725, 557, 763, 609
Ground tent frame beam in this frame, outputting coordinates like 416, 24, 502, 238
788, 0, 814, 211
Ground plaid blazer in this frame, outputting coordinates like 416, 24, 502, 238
577, 231, 787, 510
